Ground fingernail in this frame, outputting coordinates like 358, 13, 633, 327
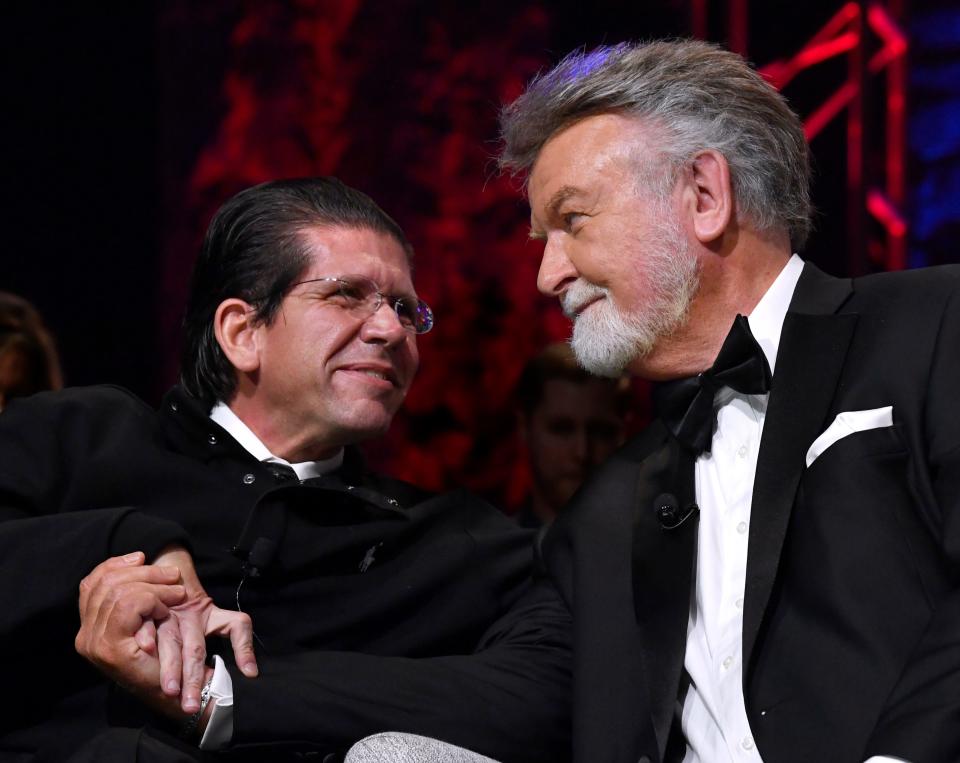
123, 552, 143, 563
166, 680, 179, 693
184, 698, 199, 713
241, 663, 258, 677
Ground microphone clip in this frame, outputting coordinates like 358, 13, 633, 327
654, 493, 699, 530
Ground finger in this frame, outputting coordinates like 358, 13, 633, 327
89, 584, 183, 659
81, 566, 184, 621
157, 617, 183, 697
135, 619, 158, 654
176, 611, 207, 713
79, 552, 146, 611
79, 588, 169, 670
101, 587, 177, 639
227, 613, 258, 677
101, 566, 183, 589
89, 584, 179, 664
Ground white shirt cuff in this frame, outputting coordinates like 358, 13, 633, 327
865, 756, 912, 763
198, 654, 234, 750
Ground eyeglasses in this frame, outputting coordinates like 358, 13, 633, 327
288, 275, 434, 334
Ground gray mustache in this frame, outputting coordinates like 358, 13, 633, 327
561, 280, 608, 319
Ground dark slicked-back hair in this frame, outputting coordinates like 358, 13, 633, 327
500, 39, 813, 249
180, 177, 412, 406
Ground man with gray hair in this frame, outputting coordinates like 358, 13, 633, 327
500, 39, 960, 762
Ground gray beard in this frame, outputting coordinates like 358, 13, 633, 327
562, 220, 700, 377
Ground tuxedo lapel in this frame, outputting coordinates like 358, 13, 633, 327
743, 264, 855, 671
632, 432, 698, 757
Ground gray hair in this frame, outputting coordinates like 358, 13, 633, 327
499, 39, 812, 249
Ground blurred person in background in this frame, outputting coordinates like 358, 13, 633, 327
0, 291, 62, 411
514, 342, 629, 526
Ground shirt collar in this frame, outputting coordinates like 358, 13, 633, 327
208, 402, 344, 480
746, 253, 804, 375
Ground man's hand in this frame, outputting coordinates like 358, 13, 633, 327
77, 548, 258, 717
151, 545, 258, 713
154, 546, 258, 713
75, 551, 189, 720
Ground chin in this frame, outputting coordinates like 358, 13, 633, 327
545, 481, 579, 508
334, 411, 396, 444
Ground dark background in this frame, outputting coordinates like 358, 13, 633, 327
3, 0, 958, 503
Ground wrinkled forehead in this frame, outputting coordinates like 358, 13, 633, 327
528, 113, 667, 217
297, 225, 417, 292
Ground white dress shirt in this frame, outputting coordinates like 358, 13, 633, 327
678, 256, 904, 763
198, 403, 343, 748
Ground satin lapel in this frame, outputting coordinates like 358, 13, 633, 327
632, 432, 698, 757
742, 264, 855, 671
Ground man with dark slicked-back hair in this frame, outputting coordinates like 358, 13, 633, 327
0, 177, 571, 762
501, 39, 960, 763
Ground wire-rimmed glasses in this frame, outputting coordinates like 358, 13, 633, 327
289, 275, 434, 334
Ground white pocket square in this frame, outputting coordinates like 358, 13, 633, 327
805, 406, 894, 467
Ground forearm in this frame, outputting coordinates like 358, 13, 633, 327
1, 509, 189, 639
229, 581, 572, 763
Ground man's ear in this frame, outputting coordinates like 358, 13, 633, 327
683, 149, 733, 244
214, 299, 261, 374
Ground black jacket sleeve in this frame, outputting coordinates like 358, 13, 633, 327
0, 389, 189, 650
228, 577, 573, 763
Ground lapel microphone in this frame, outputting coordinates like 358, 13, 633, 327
231, 535, 279, 578
654, 493, 699, 530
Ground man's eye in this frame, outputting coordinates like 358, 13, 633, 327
546, 418, 576, 436
393, 300, 416, 327
562, 212, 585, 231
334, 283, 366, 303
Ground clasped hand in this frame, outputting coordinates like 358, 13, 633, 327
75, 546, 258, 722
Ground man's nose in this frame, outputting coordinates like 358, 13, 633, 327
536, 236, 578, 297
360, 301, 408, 346
572, 429, 589, 462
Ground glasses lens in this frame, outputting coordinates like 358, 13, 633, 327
413, 301, 434, 334
394, 300, 433, 333
336, 278, 377, 307
393, 298, 434, 333
301, 276, 433, 334
390, 298, 415, 331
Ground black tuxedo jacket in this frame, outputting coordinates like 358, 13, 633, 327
541, 263, 960, 763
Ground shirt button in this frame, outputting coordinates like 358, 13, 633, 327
738, 445, 748, 458
741, 735, 754, 751
242, 473, 256, 485
735, 597, 744, 610
737, 521, 748, 534
722, 656, 733, 670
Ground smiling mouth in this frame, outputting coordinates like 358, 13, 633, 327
341, 365, 400, 387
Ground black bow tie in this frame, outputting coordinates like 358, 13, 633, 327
652, 314, 772, 455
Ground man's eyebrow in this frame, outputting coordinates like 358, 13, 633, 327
545, 185, 586, 216
529, 185, 587, 240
